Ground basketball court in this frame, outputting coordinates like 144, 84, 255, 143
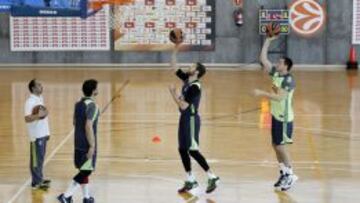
0, 0, 360, 203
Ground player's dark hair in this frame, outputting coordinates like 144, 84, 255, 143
82, 79, 98, 97
28, 79, 37, 93
196, 62, 206, 79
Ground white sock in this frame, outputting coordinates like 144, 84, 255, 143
279, 163, 288, 175
186, 172, 196, 182
64, 180, 80, 198
287, 166, 294, 175
279, 163, 293, 175
81, 184, 90, 199
207, 171, 216, 179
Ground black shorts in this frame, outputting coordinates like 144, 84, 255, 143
74, 149, 97, 170
178, 114, 200, 151
271, 116, 293, 146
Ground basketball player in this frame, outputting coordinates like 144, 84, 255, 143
169, 46, 220, 194
254, 36, 298, 191
25, 79, 51, 190
58, 79, 99, 203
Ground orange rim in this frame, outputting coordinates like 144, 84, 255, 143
89, 0, 134, 10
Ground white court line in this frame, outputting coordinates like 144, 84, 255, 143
0, 63, 346, 71
98, 119, 360, 137
84, 107, 357, 119
6, 116, 358, 202
102, 112, 355, 118
123, 174, 182, 183
50, 157, 360, 166
237, 120, 360, 137
6, 129, 74, 203
49, 158, 360, 173
101, 112, 234, 116
103, 174, 207, 203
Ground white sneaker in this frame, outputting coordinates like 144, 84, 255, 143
279, 174, 298, 191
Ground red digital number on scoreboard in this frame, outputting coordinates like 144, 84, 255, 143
186, 22, 197, 28
165, 22, 176, 28
145, 22, 155, 28
145, 0, 155, 6
166, 0, 175, 5
186, 0, 197, 6
124, 22, 135, 28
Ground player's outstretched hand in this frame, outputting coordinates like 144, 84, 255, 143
253, 89, 265, 97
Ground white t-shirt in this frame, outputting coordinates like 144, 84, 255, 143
24, 94, 50, 141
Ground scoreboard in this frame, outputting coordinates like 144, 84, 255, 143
10, 8, 110, 51
259, 9, 290, 35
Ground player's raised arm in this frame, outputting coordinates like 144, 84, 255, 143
171, 45, 180, 72
260, 37, 277, 73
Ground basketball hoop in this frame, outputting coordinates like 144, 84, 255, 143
89, 0, 134, 29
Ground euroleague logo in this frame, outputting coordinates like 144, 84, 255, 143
289, 0, 326, 36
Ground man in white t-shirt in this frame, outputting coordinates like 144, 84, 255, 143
24, 79, 51, 190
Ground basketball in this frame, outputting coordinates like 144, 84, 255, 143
266, 22, 281, 37
32, 105, 47, 119
169, 28, 184, 44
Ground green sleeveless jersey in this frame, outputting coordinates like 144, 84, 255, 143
269, 67, 295, 122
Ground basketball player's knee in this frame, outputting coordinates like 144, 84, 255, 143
82, 176, 89, 184
82, 170, 92, 177
74, 170, 92, 184
274, 144, 285, 153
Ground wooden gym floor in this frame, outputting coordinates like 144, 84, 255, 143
0, 67, 359, 203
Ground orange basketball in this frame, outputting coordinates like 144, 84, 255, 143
169, 28, 184, 44
32, 105, 47, 119
266, 22, 281, 37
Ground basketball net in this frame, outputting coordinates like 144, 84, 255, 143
89, 0, 134, 30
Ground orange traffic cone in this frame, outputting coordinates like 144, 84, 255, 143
152, 135, 161, 144
347, 46, 358, 70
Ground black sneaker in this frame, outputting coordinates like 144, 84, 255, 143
206, 177, 220, 193
31, 182, 49, 191
83, 197, 95, 203
57, 194, 73, 203
178, 181, 199, 193
42, 179, 51, 185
